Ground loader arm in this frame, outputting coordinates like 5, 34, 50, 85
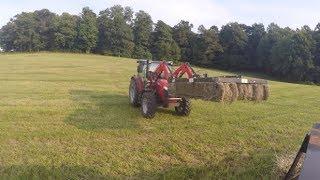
172, 63, 196, 79
150, 61, 197, 81
153, 61, 172, 80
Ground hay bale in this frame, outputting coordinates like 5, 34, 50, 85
201, 82, 215, 100
212, 82, 224, 102
212, 82, 239, 102
174, 81, 216, 100
222, 83, 231, 102
252, 84, 264, 101
172, 78, 269, 102
220, 83, 234, 102
237, 84, 245, 100
237, 84, 253, 100
237, 84, 243, 100
229, 83, 239, 102
191, 82, 215, 100
245, 84, 254, 100
263, 84, 269, 100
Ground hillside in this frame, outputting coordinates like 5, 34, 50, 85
0, 53, 319, 179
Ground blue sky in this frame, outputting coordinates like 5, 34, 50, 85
1, 0, 320, 31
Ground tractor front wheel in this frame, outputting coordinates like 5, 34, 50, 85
141, 91, 157, 119
175, 97, 191, 116
129, 79, 140, 107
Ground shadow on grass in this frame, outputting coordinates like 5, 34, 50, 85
65, 90, 141, 131
0, 165, 111, 179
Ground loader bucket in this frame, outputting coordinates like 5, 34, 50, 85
169, 76, 269, 102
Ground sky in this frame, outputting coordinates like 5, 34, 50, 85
1, 0, 320, 31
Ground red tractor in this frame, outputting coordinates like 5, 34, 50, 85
129, 60, 196, 118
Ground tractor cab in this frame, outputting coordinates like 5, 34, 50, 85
137, 60, 173, 79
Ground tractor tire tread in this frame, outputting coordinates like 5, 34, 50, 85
129, 79, 140, 107
175, 98, 191, 116
141, 91, 157, 119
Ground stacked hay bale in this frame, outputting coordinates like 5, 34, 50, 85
171, 76, 269, 102
170, 80, 215, 100
215, 83, 269, 102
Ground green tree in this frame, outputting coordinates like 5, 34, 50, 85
312, 23, 320, 67
256, 23, 293, 72
192, 25, 223, 65
244, 23, 266, 69
34, 9, 57, 50
306, 66, 320, 83
0, 21, 16, 51
173, 20, 195, 62
219, 22, 248, 69
97, 5, 134, 57
76, 7, 98, 53
52, 13, 78, 51
151, 20, 181, 62
270, 30, 314, 81
13, 12, 41, 51
97, 9, 111, 54
132, 10, 153, 59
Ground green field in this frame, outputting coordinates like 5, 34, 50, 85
0, 53, 319, 179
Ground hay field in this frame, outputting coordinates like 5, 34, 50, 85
0, 53, 319, 179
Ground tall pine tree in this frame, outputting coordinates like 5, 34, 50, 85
244, 23, 265, 69
97, 5, 134, 57
132, 10, 153, 59
173, 21, 194, 62
192, 25, 223, 65
151, 20, 180, 62
76, 7, 98, 53
219, 22, 248, 69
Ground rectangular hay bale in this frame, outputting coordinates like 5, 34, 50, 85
170, 76, 269, 102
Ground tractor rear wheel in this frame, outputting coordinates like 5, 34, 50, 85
175, 97, 191, 116
129, 79, 140, 107
141, 91, 157, 118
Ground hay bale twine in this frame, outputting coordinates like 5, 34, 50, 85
252, 84, 264, 101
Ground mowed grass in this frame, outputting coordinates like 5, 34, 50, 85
0, 53, 319, 179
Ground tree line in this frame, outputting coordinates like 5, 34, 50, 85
1, 5, 320, 83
